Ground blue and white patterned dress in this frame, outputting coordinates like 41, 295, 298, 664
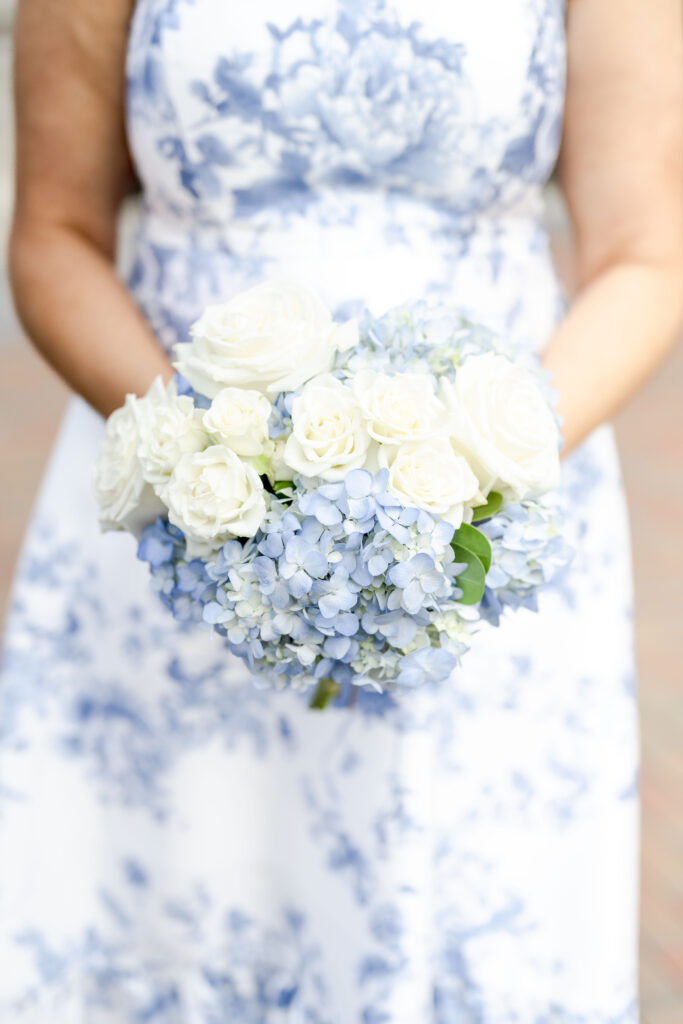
0, 1, 640, 1020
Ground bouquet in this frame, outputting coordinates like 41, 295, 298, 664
93, 281, 571, 708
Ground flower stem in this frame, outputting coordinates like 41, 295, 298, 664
309, 677, 340, 710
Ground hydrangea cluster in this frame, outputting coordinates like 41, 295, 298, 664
478, 497, 574, 624
336, 301, 504, 378
335, 300, 557, 409
95, 280, 573, 708
139, 468, 479, 699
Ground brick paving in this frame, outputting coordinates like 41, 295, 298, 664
1, 314, 682, 1020
616, 340, 683, 1022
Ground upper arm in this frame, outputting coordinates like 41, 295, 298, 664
11, 0, 135, 257
559, 0, 683, 285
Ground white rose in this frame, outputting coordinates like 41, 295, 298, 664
93, 395, 165, 535
174, 279, 358, 398
284, 374, 371, 482
202, 387, 272, 457
353, 369, 445, 444
381, 438, 480, 527
269, 437, 291, 483
165, 445, 266, 556
134, 377, 209, 495
442, 353, 561, 502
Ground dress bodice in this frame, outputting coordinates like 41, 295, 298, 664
124, 0, 567, 351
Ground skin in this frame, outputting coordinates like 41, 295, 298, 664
9, 0, 172, 417
547, 0, 683, 452
9, 0, 683, 447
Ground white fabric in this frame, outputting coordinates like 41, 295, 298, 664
0, 1, 639, 1019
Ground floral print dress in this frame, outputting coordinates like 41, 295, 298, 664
0, 1, 639, 1020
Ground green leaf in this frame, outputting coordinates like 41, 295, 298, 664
309, 677, 340, 710
450, 522, 491, 606
450, 544, 487, 605
471, 490, 503, 523
273, 480, 294, 494
451, 522, 492, 574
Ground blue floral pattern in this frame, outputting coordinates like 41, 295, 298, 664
0, 0, 639, 1019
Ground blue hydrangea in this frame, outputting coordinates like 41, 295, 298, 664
477, 497, 573, 625
396, 647, 460, 688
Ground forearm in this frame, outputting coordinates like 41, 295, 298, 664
542, 258, 683, 454
9, 220, 173, 418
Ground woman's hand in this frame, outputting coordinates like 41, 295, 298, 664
9, 0, 174, 418
543, 0, 683, 454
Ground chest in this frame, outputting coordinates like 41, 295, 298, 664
126, 0, 566, 211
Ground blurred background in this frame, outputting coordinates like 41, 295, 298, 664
0, 6, 682, 1021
